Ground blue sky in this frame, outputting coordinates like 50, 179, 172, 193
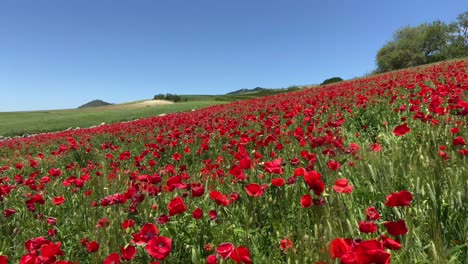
0, 1, 466, 111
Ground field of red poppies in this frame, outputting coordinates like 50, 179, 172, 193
0, 60, 467, 263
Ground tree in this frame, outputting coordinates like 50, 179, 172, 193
376, 11, 468, 73
320, 77, 343, 85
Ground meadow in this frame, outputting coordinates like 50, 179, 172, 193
0, 89, 300, 138
0, 60, 467, 263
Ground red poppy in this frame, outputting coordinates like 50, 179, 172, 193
384, 220, 408, 236
371, 142, 382, 152
96, 218, 110, 228
230, 246, 252, 264
380, 234, 402, 250
192, 207, 203, 220
328, 238, 353, 259
239, 157, 252, 169
121, 219, 135, 229
264, 158, 283, 174
121, 245, 137, 261
332, 178, 353, 194
103, 253, 120, 264
327, 160, 341, 171
167, 196, 187, 216
191, 184, 205, 197
303, 171, 325, 196
355, 239, 390, 264
280, 238, 294, 252
300, 194, 313, 208
209, 210, 218, 220
4, 208, 16, 218
393, 123, 410, 136
365, 207, 380, 221
52, 196, 65, 206
86, 241, 99, 253
245, 183, 266, 197
131, 223, 159, 245
359, 221, 377, 233
453, 136, 466, 146
206, 254, 218, 264
41, 241, 64, 257
217, 243, 235, 259
146, 236, 172, 260
271, 178, 285, 187
384, 190, 413, 207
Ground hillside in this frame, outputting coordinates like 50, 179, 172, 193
78, 99, 113, 108
0, 59, 467, 263
226, 87, 268, 95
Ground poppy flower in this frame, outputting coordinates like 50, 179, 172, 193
121, 219, 135, 229
41, 241, 64, 257
209, 191, 230, 206
86, 241, 99, 253
191, 184, 205, 197
327, 160, 341, 171
239, 157, 252, 169
192, 207, 203, 220
157, 214, 170, 225
52, 196, 65, 206
380, 234, 402, 250
103, 253, 120, 264
328, 238, 352, 259
230, 246, 252, 264
245, 183, 266, 197
332, 178, 353, 194
303, 171, 325, 196
96, 218, 110, 228
4, 209, 16, 218
121, 245, 137, 261
216, 242, 235, 259
209, 210, 218, 221
453, 136, 466, 146
393, 123, 410, 136
146, 236, 172, 260
355, 239, 390, 264
384, 220, 408, 236
358, 221, 377, 233
371, 142, 382, 152
167, 196, 187, 216
271, 178, 285, 187
300, 194, 313, 208
131, 223, 159, 245
206, 254, 218, 264
365, 207, 380, 221
384, 190, 413, 207
264, 158, 283, 174
280, 238, 294, 252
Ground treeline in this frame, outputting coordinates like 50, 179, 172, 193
153, 93, 186, 102
376, 11, 467, 73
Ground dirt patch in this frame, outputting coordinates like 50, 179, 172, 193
132, 100, 174, 107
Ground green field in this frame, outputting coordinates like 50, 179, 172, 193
0, 89, 300, 137
0, 101, 224, 137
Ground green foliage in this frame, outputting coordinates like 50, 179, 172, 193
376, 11, 468, 73
320, 77, 343, 85
153, 93, 183, 102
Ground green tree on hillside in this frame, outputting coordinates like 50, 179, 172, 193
320, 77, 343, 85
376, 11, 468, 73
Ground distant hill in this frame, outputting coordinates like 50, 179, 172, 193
226, 87, 268, 95
78, 100, 113, 109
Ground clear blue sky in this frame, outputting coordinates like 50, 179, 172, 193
0, 1, 466, 111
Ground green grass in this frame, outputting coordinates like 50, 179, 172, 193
0, 101, 224, 137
